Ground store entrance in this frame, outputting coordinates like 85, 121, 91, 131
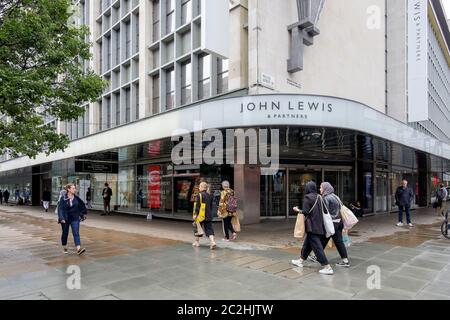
261, 166, 354, 218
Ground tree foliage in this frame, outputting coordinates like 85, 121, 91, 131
0, 0, 105, 158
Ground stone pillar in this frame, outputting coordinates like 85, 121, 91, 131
234, 164, 260, 224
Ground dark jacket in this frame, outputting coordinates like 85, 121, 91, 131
194, 191, 213, 221
42, 190, 51, 202
58, 195, 87, 223
395, 186, 414, 207
301, 182, 325, 235
3, 190, 10, 199
102, 187, 112, 201
323, 194, 341, 220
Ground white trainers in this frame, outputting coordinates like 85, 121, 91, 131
291, 259, 304, 268
408, 223, 413, 227
319, 267, 334, 275
396, 222, 404, 227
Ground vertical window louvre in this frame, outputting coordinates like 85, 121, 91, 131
181, 61, 192, 105
135, 83, 139, 120
198, 54, 211, 100
152, 75, 160, 114
152, 0, 160, 42
181, 0, 192, 25
166, 0, 175, 34
217, 58, 229, 94
115, 93, 120, 126
98, 101, 102, 131
166, 69, 175, 110
125, 88, 131, 123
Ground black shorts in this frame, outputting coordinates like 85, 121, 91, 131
201, 221, 215, 237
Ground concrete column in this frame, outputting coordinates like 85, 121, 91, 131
234, 164, 260, 224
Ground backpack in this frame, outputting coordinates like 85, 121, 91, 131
226, 193, 238, 213
437, 189, 445, 201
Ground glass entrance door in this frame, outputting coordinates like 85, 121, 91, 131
375, 171, 388, 212
261, 169, 286, 217
288, 168, 322, 217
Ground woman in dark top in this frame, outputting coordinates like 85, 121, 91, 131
192, 182, 216, 249
58, 184, 87, 255
292, 181, 333, 275
321, 182, 350, 268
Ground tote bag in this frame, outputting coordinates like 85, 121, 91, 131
193, 193, 206, 223
293, 213, 305, 239
332, 194, 359, 230
319, 196, 335, 238
231, 215, 241, 232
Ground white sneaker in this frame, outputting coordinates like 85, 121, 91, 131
396, 222, 404, 227
319, 267, 334, 275
408, 223, 413, 227
291, 259, 304, 268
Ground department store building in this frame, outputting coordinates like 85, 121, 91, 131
1, 0, 450, 224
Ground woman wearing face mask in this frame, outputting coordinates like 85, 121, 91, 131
292, 181, 334, 275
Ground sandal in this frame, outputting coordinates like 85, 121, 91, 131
231, 233, 237, 241
210, 242, 217, 250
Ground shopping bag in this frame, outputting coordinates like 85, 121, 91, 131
192, 221, 204, 237
333, 195, 359, 230
327, 238, 334, 248
342, 230, 351, 247
319, 196, 335, 238
193, 193, 206, 223
293, 213, 305, 239
231, 215, 241, 232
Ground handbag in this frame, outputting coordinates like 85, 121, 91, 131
231, 215, 241, 232
293, 213, 305, 239
192, 221, 204, 237
193, 193, 206, 223
319, 196, 335, 238
333, 195, 359, 230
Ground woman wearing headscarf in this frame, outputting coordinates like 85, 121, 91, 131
292, 181, 334, 275
320, 182, 350, 268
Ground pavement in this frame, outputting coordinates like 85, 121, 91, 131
0, 204, 449, 300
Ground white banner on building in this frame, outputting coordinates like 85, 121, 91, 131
201, 0, 229, 59
407, 0, 428, 122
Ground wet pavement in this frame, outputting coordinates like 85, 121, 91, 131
0, 206, 449, 300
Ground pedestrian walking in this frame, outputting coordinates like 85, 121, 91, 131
15, 189, 20, 201
42, 188, 51, 212
0, 189, 3, 205
395, 179, 414, 227
433, 183, 448, 217
101, 183, 112, 216
192, 182, 216, 249
3, 189, 10, 205
320, 182, 351, 268
57, 183, 87, 255
291, 181, 334, 275
86, 187, 92, 209
217, 180, 238, 241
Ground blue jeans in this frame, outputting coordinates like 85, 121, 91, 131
398, 205, 411, 224
61, 220, 81, 246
